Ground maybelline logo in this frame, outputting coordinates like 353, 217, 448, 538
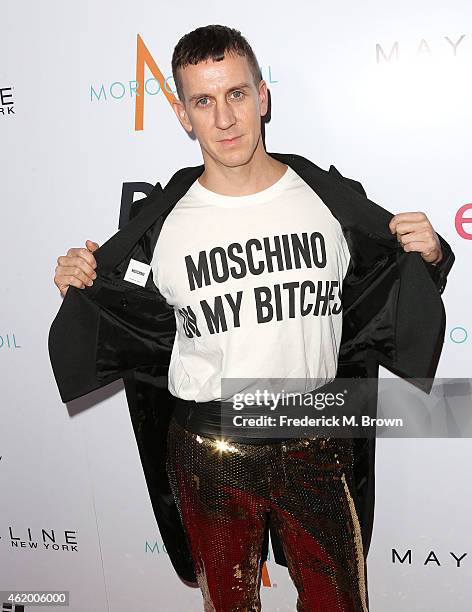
392, 548, 467, 567
0, 334, 20, 349
376, 34, 466, 62
0, 87, 14, 116
5, 527, 78, 552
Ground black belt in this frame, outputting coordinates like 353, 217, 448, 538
172, 396, 294, 444
171, 380, 335, 445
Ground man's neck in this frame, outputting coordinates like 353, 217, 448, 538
198, 141, 287, 196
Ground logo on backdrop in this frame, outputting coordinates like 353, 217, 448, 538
145, 539, 274, 586
376, 35, 467, 62
117, 181, 154, 228
4, 527, 78, 552
447, 326, 468, 344
0, 334, 21, 349
89, 34, 278, 131
0, 87, 14, 116
455, 203, 472, 240
392, 548, 467, 567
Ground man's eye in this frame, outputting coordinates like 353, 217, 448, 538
231, 90, 244, 99
197, 97, 209, 106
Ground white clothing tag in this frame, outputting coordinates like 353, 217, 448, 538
123, 258, 151, 287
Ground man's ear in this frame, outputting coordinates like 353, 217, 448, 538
258, 79, 269, 117
172, 100, 192, 133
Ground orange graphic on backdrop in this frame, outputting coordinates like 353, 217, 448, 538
135, 34, 177, 131
261, 561, 272, 587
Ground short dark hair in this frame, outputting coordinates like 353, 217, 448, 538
171, 24, 262, 101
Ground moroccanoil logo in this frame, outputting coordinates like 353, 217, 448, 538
90, 34, 278, 131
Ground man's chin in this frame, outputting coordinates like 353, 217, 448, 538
207, 147, 257, 169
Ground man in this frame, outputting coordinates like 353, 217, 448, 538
50, 25, 454, 611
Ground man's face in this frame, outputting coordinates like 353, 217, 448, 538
172, 52, 268, 168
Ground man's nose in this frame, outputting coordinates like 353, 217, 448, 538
215, 100, 236, 130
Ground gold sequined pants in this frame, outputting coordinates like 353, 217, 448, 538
166, 417, 369, 612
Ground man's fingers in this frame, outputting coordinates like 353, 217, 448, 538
54, 264, 95, 292
401, 240, 438, 255
391, 220, 430, 236
397, 230, 433, 246
55, 273, 87, 294
389, 212, 428, 234
56, 256, 97, 281
65, 246, 97, 269
85, 240, 100, 252
54, 242, 99, 297
58, 253, 97, 277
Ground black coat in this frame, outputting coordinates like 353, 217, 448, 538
48, 152, 455, 583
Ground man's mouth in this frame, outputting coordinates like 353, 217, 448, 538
218, 135, 242, 144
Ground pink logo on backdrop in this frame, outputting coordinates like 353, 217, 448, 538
455, 204, 472, 240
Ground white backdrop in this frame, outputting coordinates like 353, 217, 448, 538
1, 1, 470, 610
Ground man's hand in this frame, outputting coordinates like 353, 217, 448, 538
389, 212, 443, 265
54, 239, 99, 297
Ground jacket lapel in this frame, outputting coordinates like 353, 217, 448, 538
269, 152, 398, 244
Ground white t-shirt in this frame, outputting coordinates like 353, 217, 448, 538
150, 165, 351, 402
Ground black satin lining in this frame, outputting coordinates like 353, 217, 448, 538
106, 216, 165, 291
339, 228, 400, 365
88, 214, 177, 382
91, 276, 175, 381
341, 227, 399, 307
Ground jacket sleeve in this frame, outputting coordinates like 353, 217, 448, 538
422, 234, 455, 294
48, 283, 113, 403
328, 164, 455, 294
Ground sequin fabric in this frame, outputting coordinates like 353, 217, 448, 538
166, 416, 369, 612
